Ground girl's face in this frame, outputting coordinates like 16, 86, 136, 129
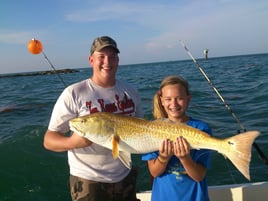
160, 84, 191, 122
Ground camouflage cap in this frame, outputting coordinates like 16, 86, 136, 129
90, 36, 120, 55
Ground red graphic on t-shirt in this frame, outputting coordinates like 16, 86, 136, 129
85, 92, 135, 115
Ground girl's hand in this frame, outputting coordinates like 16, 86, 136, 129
147, 138, 174, 177
173, 136, 190, 159
173, 136, 207, 181
158, 139, 173, 162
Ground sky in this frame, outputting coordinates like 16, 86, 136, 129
0, 0, 267, 74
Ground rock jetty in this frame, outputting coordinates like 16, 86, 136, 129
0, 68, 79, 78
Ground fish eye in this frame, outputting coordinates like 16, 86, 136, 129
81, 119, 87, 123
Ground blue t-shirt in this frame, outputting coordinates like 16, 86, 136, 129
142, 117, 212, 201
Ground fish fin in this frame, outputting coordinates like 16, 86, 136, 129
222, 131, 260, 180
118, 151, 132, 169
112, 134, 120, 159
118, 140, 139, 153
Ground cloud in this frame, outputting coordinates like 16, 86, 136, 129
64, 2, 174, 24
0, 30, 46, 45
137, 0, 268, 56
1, 0, 267, 74
65, 3, 143, 22
0, 31, 37, 45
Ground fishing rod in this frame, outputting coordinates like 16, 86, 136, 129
27, 38, 67, 87
41, 51, 67, 87
179, 40, 268, 165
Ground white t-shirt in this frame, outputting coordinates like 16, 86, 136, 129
48, 78, 143, 183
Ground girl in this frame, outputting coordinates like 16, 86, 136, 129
142, 75, 212, 201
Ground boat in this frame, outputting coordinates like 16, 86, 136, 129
136, 181, 268, 201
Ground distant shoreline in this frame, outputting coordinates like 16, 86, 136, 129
0, 68, 79, 78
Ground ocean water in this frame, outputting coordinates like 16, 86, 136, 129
1, 53, 268, 200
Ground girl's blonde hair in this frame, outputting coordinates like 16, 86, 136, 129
153, 75, 190, 119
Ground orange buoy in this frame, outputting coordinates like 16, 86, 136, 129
27, 38, 43, 54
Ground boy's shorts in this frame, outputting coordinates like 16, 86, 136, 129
69, 167, 140, 201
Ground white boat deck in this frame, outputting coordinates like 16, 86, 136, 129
137, 181, 268, 201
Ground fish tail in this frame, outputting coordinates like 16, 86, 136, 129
221, 131, 260, 180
